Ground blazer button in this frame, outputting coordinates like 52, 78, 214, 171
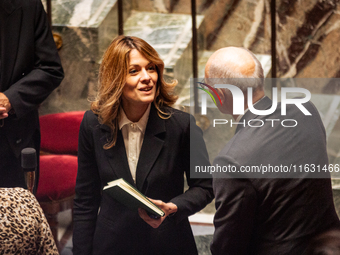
16, 139, 22, 144
22, 73, 25, 76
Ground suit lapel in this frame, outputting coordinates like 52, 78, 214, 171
235, 96, 275, 134
98, 105, 166, 189
1, 1, 22, 91
135, 104, 165, 191
100, 124, 135, 186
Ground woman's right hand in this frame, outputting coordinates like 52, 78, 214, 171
138, 199, 178, 228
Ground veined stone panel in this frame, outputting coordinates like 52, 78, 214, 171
40, 0, 132, 114
44, 0, 118, 27
277, 0, 340, 81
124, 11, 204, 90
276, 0, 318, 64
129, 0, 206, 14
209, 0, 270, 53
294, 3, 340, 80
47, 0, 130, 58
39, 0, 340, 116
124, 11, 203, 66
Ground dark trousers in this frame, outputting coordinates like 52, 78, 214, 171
0, 130, 26, 189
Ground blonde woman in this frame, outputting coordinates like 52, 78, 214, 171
73, 36, 213, 255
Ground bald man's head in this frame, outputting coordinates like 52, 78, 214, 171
203, 47, 265, 117
204, 47, 264, 91
205, 47, 255, 77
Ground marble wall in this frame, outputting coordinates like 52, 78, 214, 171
132, 0, 340, 82
123, 11, 204, 93
40, 0, 132, 114
203, 0, 340, 95
42, 0, 340, 114
40, 0, 340, 168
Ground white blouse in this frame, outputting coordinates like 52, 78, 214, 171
119, 104, 151, 182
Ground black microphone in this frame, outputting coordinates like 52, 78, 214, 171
21, 148, 37, 193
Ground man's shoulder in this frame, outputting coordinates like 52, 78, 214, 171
216, 131, 250, 163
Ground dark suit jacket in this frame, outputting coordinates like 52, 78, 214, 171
211, 96, 340, 255
0, 0, 64, 187
73, 105, 214, 255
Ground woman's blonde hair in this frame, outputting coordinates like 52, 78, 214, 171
91, 35, 178, 149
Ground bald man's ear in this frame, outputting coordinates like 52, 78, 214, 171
213, 88, 234, 115
215, 88, 225, 107
205, 86, 224, 108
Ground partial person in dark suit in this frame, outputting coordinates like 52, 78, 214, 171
73, 35, 213, 255
0, 0, 64, 190
204, 47, 340, 255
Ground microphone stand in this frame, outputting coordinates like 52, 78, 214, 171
21, 148, 37, 194
25, 171, 36, 194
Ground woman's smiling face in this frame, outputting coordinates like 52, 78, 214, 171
121, 49, 158, 112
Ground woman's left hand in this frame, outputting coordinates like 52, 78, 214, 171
138, 198, 178, 228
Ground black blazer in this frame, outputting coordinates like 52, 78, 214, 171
211, 97, 340, 255
73, 105, 213, 255
0, 0, 64, 186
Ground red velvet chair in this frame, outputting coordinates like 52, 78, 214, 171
36, 111, 85, 251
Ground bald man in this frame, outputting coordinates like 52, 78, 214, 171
206, 47, 340, 255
